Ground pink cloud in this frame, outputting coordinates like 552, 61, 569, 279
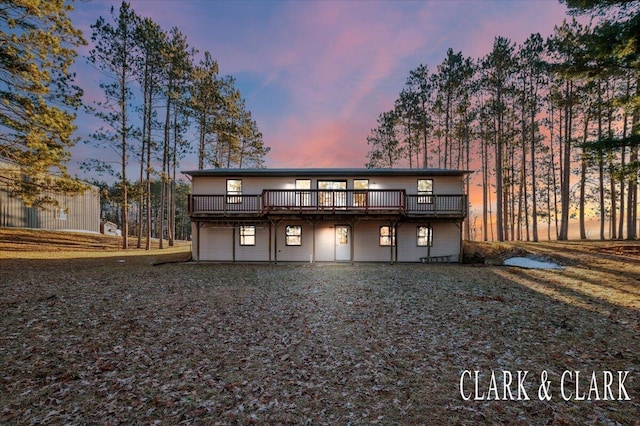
267, 117, 370, 168
69, 0, 574, 175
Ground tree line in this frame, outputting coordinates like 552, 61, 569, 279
0, 1, 269, 249
83, 2, 270, 249
94, 178, 192, 243
365, 0, 639, 242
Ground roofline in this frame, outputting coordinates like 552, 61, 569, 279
182, 167, 472, 178
1, 156, 98, 189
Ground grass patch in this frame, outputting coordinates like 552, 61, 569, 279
1, 231, 639, 423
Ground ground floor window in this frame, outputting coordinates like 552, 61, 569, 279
285, 225, 302, 246
379, 225, 395, 246
240, 225, 255, 246
417, 226, 432, 247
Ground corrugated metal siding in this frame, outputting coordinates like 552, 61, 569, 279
0, 183, 100, 233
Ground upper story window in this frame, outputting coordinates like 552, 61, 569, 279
418, 179, 433, 204
353, 179, 369, 207
56, 208, 67, 220
296, 179, 311, 206
318, 180, 346, 207
227, 179, 242, 204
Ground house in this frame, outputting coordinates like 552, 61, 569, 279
100, 220, 121, 236
0, 157, 100, 233
183, 168, 469, 263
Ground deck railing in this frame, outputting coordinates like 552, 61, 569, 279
189, 191, 467, 217
189, 194, 262, 215
405, 194, 467, 215
262, 189, 405, 212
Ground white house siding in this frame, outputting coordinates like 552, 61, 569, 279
195, 221, 461, 263
199, 226, 233, 261
396, 222, 460, 262
192, 175, 463, 196
192, 176, 294, 195
313, 222, 335, 262
275, 220, 313, 262
364, 175, 462, 194
235, 225, 270, 262
353, 222, 395, 263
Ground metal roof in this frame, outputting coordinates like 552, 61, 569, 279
182, 167, 471, 177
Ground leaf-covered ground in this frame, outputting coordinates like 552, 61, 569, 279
1, 239, 639, 424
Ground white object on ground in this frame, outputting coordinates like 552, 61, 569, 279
503, 257, 563, 270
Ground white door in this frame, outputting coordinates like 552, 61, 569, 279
335, 225, 351, 261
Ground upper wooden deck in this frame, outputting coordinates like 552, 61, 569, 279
188, 189, 467, 219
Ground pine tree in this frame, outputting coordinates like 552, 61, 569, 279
135, 17, 165, 249
0, 0, 86, 206
562, 0, 640, 239
86, 1, 141, 249
481, 37, 517, 241
405, 64, 433, 168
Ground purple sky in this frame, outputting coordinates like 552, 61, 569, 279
68, 0, 573, 178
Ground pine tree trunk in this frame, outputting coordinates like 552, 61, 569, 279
530, 89, 538, 242
559, 81, 572, 241
120, 68, 128, 250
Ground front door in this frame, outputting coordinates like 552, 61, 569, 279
335, 225, 351, 261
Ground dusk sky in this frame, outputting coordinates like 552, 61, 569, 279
68, 0, 574, 178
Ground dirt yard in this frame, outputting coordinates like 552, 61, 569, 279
1, 231, 639, 424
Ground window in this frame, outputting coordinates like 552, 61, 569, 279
240, 226, 255, 246
337, 226, 348, 244
227, 179, 242, 204
417, 226, 433, 247
353, 179, 369, 207
418, 179, 433, 204
379, 226, 395, 246
285, 225, 302, 246
318, 180, 346, 207
56, 208, 67, 221
296, 179, 311, 207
